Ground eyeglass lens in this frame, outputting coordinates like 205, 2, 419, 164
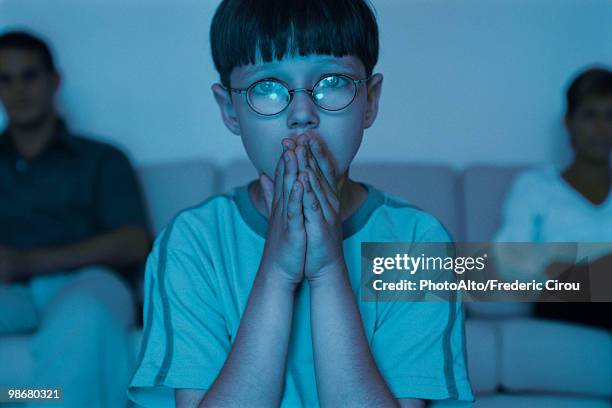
247, 75, 357, 115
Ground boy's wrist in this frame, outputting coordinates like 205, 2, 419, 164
307, 260, 348, 290
257, 262, 303, 293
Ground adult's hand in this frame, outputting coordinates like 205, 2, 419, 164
0, 246, 29, 283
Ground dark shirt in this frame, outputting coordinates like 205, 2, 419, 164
0, 119, 148, 257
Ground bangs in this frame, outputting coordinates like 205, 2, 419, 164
211, 0, 379, 86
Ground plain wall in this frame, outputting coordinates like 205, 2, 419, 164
0, 0, 610, 169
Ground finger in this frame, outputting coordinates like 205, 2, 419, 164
308, 153, 339, 215
260, 173, 274, 216
296, 133, 309, 147
296, 134, 312, 173
308, 153, 340, 212
299, 172, 325, 225
286, 179, 304, 232
305, 165, 335, 222
272, 153, 285, 210
282, 138, 296, 151
308, 137, 337, 193
295, 144, 308, 174
282, 149, 298, 212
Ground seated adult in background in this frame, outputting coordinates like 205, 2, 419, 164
0, 31, 150, 406
494, 66, 612, 330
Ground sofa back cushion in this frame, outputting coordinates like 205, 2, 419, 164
139, 161, 217, 235
461, 165, 527, 242
350, 163, 462, 241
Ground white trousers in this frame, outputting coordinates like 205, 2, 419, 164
0, 266, 135, 408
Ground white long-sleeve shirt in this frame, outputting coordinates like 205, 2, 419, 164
493, 165, 612, 281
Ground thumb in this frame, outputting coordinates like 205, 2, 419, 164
259, 173, 274, 216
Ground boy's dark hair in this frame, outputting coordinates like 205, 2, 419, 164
0, 30, 57, 74
210, 0, 379, 87
566, 66, 612, 117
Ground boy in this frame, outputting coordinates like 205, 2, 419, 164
129, 0, 474, 406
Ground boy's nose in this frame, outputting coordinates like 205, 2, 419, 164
286, 91, 319, 130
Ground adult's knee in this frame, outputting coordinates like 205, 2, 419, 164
0, 284, 38, 334
49, 266, 134, 328
43, 292, 116, 331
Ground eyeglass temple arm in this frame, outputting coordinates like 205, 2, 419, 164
220, 85, 248, 94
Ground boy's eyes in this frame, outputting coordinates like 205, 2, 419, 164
252, 80, 284, 95
319, 75, 348, 89
250, 74, 351, 94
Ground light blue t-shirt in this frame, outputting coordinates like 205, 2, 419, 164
128, 183, 474, 407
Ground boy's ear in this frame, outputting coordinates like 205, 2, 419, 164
363, 73, 383, 129
212, 83, 241, 136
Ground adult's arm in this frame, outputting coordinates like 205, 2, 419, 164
1, 225, 149, 281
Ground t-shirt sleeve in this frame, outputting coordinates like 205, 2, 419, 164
494, 170, 544, 243
370, 218, 474, 403
128, 216, 230, 407
492, 170, 552, 279
94, 146, 148, 232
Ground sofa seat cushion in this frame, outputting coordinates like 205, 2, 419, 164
0, 334, 33, 387
500, 318, 612, 397
0, 329, 144, 388
471, 394, 612, 408
464, 319, 498, 394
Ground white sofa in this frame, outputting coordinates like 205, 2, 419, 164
1, 161, 610, 407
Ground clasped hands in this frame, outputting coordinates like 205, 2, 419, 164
258, 133, 345, 288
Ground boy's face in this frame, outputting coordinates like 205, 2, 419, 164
212, 54, 383, 179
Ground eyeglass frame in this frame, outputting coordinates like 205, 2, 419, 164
222, 73, 372, 116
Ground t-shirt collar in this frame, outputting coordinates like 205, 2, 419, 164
234, 180, 384, 239
0, 118, 77, 157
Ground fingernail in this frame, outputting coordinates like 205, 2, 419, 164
293, 182, 299, 191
